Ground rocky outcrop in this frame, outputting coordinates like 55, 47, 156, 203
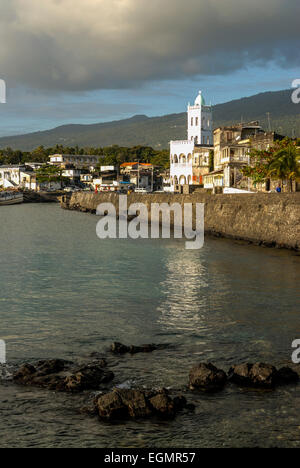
94, 388, 190, 421
13, 359, 114, 392
228, 363, 299, 389
189, 363, 227, 392
60, 192, 300, 251
110, 342, 167, 355
23, 191, 62, 203
188, 362, 299, 392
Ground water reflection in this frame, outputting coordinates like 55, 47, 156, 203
157, 246, 209, 332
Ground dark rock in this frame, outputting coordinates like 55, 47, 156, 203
111, 342, 130, 354
228, 363, 253, 386
117, 389, 152, 419
64, 365, 114, 393
13, 359, 114, 393
189, 363, 227, 392
94, 388, 189, 421
276, 367, 299, 385
88, 353, 108, 367
95, 390, 129, 420
129, 344, 158, 354
250, 363, 277, 388
229, 363, 278, 388
33, 374, 66, 391
80, 405, 98, 416
149, 392, 175, 418
13, 364, 36, 383
110, 342, 164, 355
173, 395, 187, 411
35, 359, 68, 376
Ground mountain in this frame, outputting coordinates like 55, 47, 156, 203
0, 89, 298, 150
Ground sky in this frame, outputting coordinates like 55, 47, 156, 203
0, 0, 299, 137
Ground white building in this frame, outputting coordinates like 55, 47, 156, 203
0, 165, 37, 190
170, 91, 213, 191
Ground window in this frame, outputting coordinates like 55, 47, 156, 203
191, 118, 193, 126
195, 117, 198, 126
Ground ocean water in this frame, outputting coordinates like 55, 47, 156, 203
0, 203, 300, 448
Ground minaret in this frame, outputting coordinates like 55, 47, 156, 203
187, 91, 213, 146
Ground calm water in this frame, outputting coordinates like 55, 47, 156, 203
0, 203, 300, 448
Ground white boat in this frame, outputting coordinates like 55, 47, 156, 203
0, 192, 24, 206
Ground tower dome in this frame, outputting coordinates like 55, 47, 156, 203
194, 91, 205, 106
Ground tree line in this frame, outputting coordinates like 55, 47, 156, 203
0, 145, 170, 169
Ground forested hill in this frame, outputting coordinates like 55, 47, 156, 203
0, 89, 298, 150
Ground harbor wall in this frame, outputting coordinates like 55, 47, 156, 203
60, 192, 300, 251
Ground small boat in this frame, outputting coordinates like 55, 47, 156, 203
0, 192, 24, 206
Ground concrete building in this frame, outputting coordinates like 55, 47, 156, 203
204, 123, 285, 192
0, 165, 37, 190
170, 91, 213, 192
192, 146, 212, 185
120, 162, 154, 191
49, 154, 99, 168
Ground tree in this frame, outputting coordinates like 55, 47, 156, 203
242, 138, 300, 191
268, 142, 300, 192
36, 165, 67, 189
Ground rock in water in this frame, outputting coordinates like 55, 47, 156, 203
149, 392, 175, 418
13, 364, 37, 383
228, 363, 278, 388
64, 365, 115, 393
35, 359, 68, 376
189, 363, 227, 392
250, 363, 277, 388
110, 342, 164, 355
94, 388, 189, 421
13, 359, 114, 392
116, 389, 152, 419
95, 391, 128, 420
276, 367, 299, 385
110, 343, 130, 354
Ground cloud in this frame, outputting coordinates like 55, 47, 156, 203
0, 0, 299, 91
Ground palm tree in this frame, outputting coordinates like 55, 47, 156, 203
268, 143, 300, 192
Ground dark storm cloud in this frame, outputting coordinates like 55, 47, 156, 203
0, 0, 299, 91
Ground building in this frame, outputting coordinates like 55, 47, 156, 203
49, 154, 99, 168
170, 91, 213, 192
62, 167, 82, 185
192, 146, 212, 186
0, 165, 37, 190
120, 162, 154, 191
204, 123, 285, 192
92, 166, 120, 191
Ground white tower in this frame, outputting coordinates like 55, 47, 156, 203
187, 91, 213, 146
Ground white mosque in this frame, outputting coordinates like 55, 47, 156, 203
170, 91, 213, 191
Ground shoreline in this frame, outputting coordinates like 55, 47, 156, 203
60, 192, 300, 252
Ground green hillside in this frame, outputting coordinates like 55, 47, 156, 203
0, 89, 298, 150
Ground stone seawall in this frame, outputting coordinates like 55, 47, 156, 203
60, 192, 300, 251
